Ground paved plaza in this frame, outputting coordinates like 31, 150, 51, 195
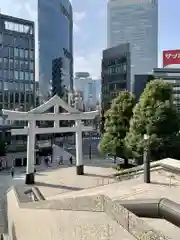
2, 158, 180, 239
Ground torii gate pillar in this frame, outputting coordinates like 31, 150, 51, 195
26, 120, 36, 184
76, 120, 83, 175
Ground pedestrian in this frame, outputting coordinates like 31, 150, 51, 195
10, 166, 14, 178
34, 168, 36, 174
69, 156, 73, 165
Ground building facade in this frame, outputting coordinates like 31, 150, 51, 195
107, 0, 158, 89
0, 14, 35, 111
153, 68, 180, 111
38, 0, 73, 101
101, 43, 131, 131
74, 72, 97, 111
132, 74, 154, 102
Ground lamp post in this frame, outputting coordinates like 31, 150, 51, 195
144, 134, 150, 183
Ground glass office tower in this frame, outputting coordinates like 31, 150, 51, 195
0, 14, 35, 111
107, 0, 158, 89
38, 0, 73, 101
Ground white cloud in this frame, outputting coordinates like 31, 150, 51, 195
74, 50, 103, 79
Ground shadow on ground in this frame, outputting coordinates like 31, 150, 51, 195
35, 181, 84, 191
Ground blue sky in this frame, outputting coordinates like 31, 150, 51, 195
1, 0, 180, 78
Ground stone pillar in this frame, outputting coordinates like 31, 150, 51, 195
75, 120, 83, 175
54, 104, 59, 128
25, 120, 35, 184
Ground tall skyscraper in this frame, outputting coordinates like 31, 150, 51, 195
107, 0, 158, 88
38, 0, 73, 101
0, 14, 35, 111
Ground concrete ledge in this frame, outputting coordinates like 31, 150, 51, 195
26, 195, 104, 212
103, 195, 171, 240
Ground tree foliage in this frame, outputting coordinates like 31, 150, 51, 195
125, 79, 180, 163
99, 91, 135, 164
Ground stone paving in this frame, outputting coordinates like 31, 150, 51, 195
34, 165, 117, 198
3, 158, 180, 239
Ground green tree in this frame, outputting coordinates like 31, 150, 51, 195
125, 79, 180, 164
99, 91, 135, 166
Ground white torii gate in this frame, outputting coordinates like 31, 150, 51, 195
2, 95, 99, 184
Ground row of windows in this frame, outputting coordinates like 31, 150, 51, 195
0, 45, 34, 60
14, 48, 33, 59
0, 81, 34, 91
104, 65, 127, 75
4, 21, 33, 34
0, 33, 33, 48
0, 69, 34, 81
0, 58, 34, 70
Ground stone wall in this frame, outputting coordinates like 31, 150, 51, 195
9, 187, 172, 239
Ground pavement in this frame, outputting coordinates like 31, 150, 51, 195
3, 158, 180, 239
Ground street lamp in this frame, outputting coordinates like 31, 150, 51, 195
143, 134, 150, 183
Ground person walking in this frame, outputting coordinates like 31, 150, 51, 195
69, 156, 73, 165
10, 166, 14, 178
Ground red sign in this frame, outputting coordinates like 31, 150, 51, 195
163, 50, 180, 67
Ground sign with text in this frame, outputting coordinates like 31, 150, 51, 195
163, 50, 180, 67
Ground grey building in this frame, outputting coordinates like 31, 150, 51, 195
0, 14, 35, 111
101, 43, 131, 131
153, 68, 180, 111
107, 0, 158, 89
38, 0, 73, 101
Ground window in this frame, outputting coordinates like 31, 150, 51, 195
14, 48, 19, 57
15, 71, 18, 80
24, 61, 28, 69
3, 58, 8, 69
25, 72, 29, 81
9, 47, 14, 58
0, 33, 3, 44
30, 72, 34, 81
30, 50, 34, 59
9, 59, 13, 69
20, 71, 24, 80
30, 61, 34, 70
20, 49, 24, 58
14, 60, 19, 69
19, 83, 24, 91
9, 70, 13, 79
0, 70, 2, 77
25, 50, 28, 59
20, 60, 24, 69
4, 70, 8, 79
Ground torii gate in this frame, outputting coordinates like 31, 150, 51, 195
2, 95, 99, 184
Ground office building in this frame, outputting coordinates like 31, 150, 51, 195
101, 43, 131, 131
107, 0, 158, 88
153, 68, 180, 111
132, 74, 154, 102
0, 14, 35, 111
38, 0, 73, 101
74, 72, 97, 111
